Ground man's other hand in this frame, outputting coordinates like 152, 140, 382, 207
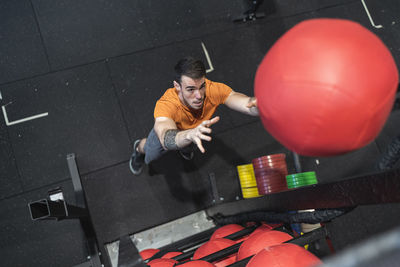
187, 116, 220, 153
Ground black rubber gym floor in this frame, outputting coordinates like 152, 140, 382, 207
1, 0, 400, 266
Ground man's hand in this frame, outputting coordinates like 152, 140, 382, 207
246, 97, 257, 108
186, 116, 220, 153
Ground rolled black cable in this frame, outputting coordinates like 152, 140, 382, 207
376, 134, 400, 171
212, 208, 351, 225
292, 209, 351, 224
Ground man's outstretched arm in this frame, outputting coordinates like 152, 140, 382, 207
224, 91, 258, 116
154, 116, 220, 153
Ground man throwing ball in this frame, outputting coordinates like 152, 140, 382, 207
130, 57, 258, 175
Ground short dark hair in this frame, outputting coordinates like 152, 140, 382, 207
174, 57, 206, 84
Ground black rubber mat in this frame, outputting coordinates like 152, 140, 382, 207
0, 0, 49, 84
142, 0, 244, 47
30, 0, 245, 70
1, 62, 131, 191
262, 0, 358, 21
0, 180, 87, 267
31, 0, 153, 70
0, 118, 22, 199
358, 0, 400, 65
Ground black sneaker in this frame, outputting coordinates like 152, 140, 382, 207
129, 139, 145, 175
179, 149, 194, 160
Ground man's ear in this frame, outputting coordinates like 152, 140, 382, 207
173, 81, 181, 91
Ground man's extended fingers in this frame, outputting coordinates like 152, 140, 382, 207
200, 127, 212, 134
194, 137, 205, 153
199, 133, 212, 142
201, 116, 220, 128
210, 116, 220, 125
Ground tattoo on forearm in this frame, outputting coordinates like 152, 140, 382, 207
164, 129, 179, 150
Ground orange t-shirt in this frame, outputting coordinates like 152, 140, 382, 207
154, 79, 232, 130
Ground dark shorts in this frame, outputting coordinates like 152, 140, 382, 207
143, 128, 167, 164
143, 128, 194, 164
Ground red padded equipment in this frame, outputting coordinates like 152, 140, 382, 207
246, 243, 322, 267
211, 224, 247, 243
210, 224, 245, 240
139, 248, 160, 260
161, 251, 183, 259
148, 258, 177, 267
180, 260, 216, 267
236, 230, 292, 261
193, 238, 237, 267
255, 18, 399, 156
249, 224, 273, 238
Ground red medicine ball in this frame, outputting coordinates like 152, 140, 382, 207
140, 248, 160, 260
179, 260, 216, 267
193, 238, 237, 267
249, 224, 274, 238
210, 224, 245, 240
236, 230, 292, 261
148, 258, 177, 267
211, 224, 247, 243
161, 251, 183, 259
247, 243, 322, 267
255, 18, 398, 156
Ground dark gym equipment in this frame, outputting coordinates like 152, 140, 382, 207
28, 154, 400, 266
376, 135, 400, 171
29, 187, 87, 221
233, 0, 266, 22
227, 227, 328, 267
28, 154, 102, 267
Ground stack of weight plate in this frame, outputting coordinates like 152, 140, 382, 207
252, 153, 289, 195
236, 164, 261, 198
286, 171, 318, 189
